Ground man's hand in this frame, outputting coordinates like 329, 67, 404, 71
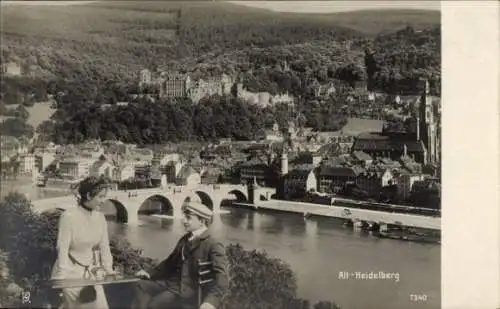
199, 302, 216, 309
134, 270, 150, 280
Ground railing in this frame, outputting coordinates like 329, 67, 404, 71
332, 199, 441, 217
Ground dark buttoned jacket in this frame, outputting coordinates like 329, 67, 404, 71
149, 230, 229, 308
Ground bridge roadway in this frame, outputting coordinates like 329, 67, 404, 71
31, 184, 276, 224
233, 199, 441, 231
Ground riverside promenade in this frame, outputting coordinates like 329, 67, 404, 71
232, 199, 441, 231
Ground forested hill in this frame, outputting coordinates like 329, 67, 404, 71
2, 1, 439, 76
1, 2, 440, 144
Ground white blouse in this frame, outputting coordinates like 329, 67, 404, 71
52, 206, 113, 279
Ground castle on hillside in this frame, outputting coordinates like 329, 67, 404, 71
138, 69, 234, 103
235, 83, 294, 108
138, 68, 294, 107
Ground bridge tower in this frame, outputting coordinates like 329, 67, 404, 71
280, 146, 289, 176
247, 176, 259, 204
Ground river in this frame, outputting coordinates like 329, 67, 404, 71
107, 209, 440, 309
3, 179, 440, 309
0, 177, 72, 200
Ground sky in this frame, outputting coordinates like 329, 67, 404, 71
2, 1, 440, 11
228, 1, 440, 13
2, 1, 441, 10
1, 1, 97, 6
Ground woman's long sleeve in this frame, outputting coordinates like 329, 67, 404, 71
99, 214, 114, 273
53, 212, 72, 279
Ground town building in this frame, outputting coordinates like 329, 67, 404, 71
138, 69, 153, 88
133, 164, 150, 179
0, 136, 21, 163
394, 171, 425, 201
58, 156, 96, 179
304, 120, 370, 155
188, 74, 234, 102
351, 151, 373, 167
159, 73, 191, 98
34, 152, 56, 172
287, 151, 323, 167
236, 83, 294, 108
127, 147, 154, 164
355, 167, 394, 198
112, 164, 135, 182
18, 153, 38, 175
1, 62, 22, 77
317, 164, 364, 194
152, 152, 182, 167
201, 167, 223, 185
90, 160, 115, 179
279, 164, 317, 199
352, 132, 427, 164
175, 165, 201, 187
200, 145, 232, 162
238, 154, 278, 187
309, 80, 336, 99
78, 140, 104, 159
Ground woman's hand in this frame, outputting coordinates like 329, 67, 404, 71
92, 267, 108, 280
134, 269, 150, 280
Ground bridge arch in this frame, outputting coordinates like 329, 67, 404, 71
102, 199, 128, 223
228, 189, 248, 202
194, 191, 214, 210
139, 195, 174, 216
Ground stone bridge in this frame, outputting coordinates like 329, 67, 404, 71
31, 184, 276, 224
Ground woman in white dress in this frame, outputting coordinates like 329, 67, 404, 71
51, 176, 116, 309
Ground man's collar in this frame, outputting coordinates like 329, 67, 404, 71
190, 226, 208, 240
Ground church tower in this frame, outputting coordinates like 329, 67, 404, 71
418, 79, 437, 164
138, 69, 152, 92
281, 146, 289, 176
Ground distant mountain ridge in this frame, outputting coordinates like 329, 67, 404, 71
2, 1, 439, 37
1, 0, 440, 116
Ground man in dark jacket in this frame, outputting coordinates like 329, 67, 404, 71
131, 201, 229, 309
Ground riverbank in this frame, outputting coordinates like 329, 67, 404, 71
0, 177, 71, 201
231, 199, 441, 231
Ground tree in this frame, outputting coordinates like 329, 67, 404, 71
0, 249, 23, 308
222, 244, 297, 309
0, 118, 34, 139
15, 105, 30, 120
36, 120, 55, 142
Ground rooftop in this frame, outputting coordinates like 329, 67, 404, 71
319, 165, 363, 177
353, 134, 425, 152
176, 165, 198, 180
352, 150, 372, 162
341, 117, 385, 136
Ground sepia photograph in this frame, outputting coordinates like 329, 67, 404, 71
0, 1, 444, 309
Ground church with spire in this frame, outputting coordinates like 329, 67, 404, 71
417, 79, 440, 165
352, 78, 440, 166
